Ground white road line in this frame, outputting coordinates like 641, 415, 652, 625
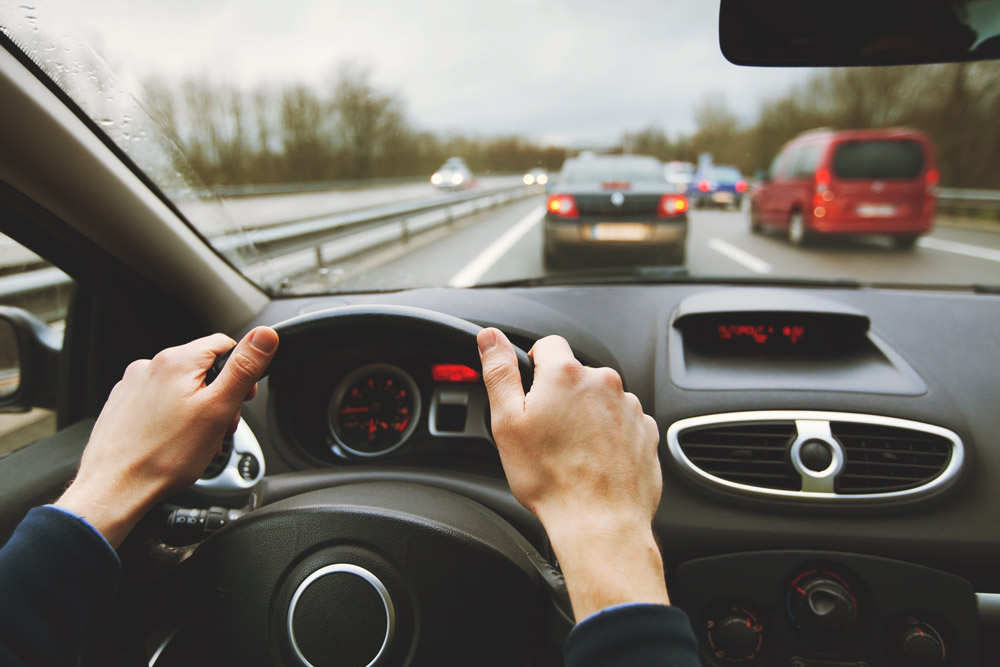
708, 238, 773, 274
917, 236, 1000, 264
448, 206, 545, 287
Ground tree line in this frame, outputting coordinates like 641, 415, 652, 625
622, 62, 1000, 188
141, 65, 565, 186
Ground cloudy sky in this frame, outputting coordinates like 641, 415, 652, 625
41, 0, 811, 144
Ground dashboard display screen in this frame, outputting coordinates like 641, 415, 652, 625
676, 312, 869, 356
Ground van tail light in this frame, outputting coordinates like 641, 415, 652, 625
547, 194, 579, 219
698, 180, 711, 192
735, 180, 748, 193
658, 194, 689, 217
926, 168, 940, 190
815, 168, 831, 193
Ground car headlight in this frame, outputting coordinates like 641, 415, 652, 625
431, 173, 443, 185
537, 174, 548, 185
523, 174, 534, 185
451, 173, 464, 185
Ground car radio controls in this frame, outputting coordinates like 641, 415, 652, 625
894, 619, 945, 667
705, 604, 764, 663
788, 572, 858, 644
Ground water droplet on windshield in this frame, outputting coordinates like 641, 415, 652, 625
98, 118, 114, 127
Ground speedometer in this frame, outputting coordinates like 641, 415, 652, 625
328, 364, 421, 457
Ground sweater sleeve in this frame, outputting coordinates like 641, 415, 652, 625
0, 505, 122, 667
565, 603, 702, 667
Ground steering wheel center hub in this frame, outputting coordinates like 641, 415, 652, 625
288, 564, 395, 667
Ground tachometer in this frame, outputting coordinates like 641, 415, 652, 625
328, 364, 421, 457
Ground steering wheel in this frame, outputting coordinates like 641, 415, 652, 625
150, 306, 571, 667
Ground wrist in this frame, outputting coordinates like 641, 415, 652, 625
541, 513, 670, 620
55, 474, 160, 549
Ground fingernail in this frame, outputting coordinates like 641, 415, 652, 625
250, 327, 278, 354
478, 329, 497, 353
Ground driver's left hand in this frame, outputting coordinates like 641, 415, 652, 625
55, 327, 278, 548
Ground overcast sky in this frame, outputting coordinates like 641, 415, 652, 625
42, 0, 811, 145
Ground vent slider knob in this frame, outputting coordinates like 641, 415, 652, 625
799, 440, 833, 472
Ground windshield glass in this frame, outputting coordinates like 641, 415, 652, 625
2, 1, 999, 292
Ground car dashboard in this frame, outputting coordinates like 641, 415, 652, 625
194, 282, 1000, 667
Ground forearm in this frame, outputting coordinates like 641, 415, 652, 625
56, 475, 161, 549
543, 515, 670, 621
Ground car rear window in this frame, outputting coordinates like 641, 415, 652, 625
564, 160, 665, 184
710, 167, 742, 183
831, 140, 926, 180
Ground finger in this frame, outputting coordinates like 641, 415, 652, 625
529, 335, 580, 379
225, 410, 241, 438
244, 382, 258, 402
478, 328, 526, 421
210, 327, 279, 408
179, 333, 239, 371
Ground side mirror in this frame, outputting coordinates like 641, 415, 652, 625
0, 306, 61, 413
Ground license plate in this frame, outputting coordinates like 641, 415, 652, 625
857, 203, 897, 217
591, 223, 650, 241
712, 191, 734, 204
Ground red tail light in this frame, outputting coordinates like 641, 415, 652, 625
547, 194, 578, 218
431, 364, 481, 383
926, 169, 940, 187
735, 180, 748, 193
658, 194, 688, 217
815, 168, 831, 193
698, 180, 711, 192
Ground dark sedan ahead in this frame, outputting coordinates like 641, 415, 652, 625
543, 155, 689, 267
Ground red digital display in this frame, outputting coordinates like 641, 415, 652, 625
431, 364, 481, 382
717, 324, 806, 345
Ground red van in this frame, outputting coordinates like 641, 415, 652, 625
750, 128, 938, 248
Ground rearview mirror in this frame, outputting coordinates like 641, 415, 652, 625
0, 306, 61, 413
720, 0, 1000, 67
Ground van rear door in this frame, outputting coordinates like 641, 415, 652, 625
828, 138, 929, 223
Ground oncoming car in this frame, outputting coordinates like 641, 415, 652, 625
1, 1, 1000, 666
543, 155, 689, 267
430, 157, 472, 189
522, 168, 549, 186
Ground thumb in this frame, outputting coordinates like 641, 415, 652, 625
211, 326, 279, 407
478, 328, 525, 422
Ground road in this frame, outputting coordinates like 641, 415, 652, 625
293, 197, 1000, 292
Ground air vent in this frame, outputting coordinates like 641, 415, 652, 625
667, 411, 964, 502
676, 422, 799, 491
833, 422, 953, 494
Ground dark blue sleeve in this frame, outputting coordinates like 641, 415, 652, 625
0, 505, 122, 667
565, 603, 702, 667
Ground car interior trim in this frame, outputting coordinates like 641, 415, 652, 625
978, 592, 1000, 627
666, 410, 964, 502
286, 563, 396, 667
194, 418, 265, 492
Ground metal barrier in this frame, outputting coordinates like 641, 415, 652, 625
936, 189, 1000, 220
0, 183, 538, 309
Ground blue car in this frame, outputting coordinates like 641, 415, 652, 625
688, 165, 748, 209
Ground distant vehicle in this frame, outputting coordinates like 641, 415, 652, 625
663, 161, 695, 193
522, 168, 549, 186
543, 154, 689, 268
431, 157, 473, 190
688, 165, 748, 209
750, 128, 938, 248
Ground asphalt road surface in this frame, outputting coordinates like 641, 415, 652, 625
293, 196, 1000, 292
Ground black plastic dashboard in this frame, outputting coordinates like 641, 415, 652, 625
224, 283, 1000, 666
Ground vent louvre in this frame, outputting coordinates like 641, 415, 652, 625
678, 422, 799, 491
832, 422, 952, 493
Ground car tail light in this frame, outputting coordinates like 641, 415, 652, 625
432, 364, 481, 383
926, 168, 940, 192
658, 194, 688, 217
735, 180, 748, 193
815, 168, 831, 193
698, 180, 711, 192
547, 194, 578, 218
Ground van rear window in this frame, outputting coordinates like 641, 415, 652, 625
832, 140, 925, 180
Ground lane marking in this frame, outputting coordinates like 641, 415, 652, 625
448, 206, 545, 287
917, 236, 1000, 264
708, 238, 773, 274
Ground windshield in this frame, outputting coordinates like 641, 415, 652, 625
2, 1, 999, 292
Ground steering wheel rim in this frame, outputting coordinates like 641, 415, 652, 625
207, 304, 534, 390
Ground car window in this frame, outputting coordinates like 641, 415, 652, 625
832, 140, 926, 180
0, 233, 69, 459
710, 167, 742, 182
564, 160, 665, 185
791, 145, 821, 179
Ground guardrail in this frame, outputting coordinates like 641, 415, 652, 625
936, 188, 1000, 220
0, 183, 538, 315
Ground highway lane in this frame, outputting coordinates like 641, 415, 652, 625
311, 197, 1000, 291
